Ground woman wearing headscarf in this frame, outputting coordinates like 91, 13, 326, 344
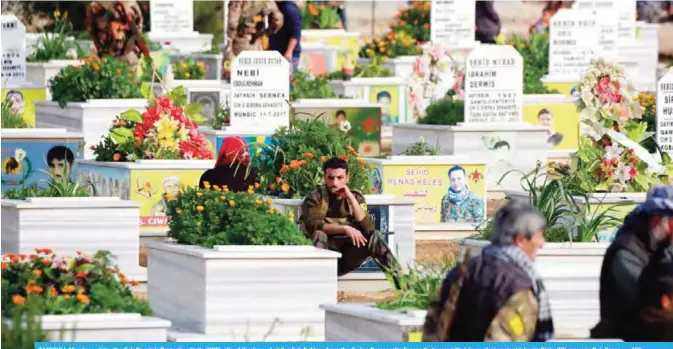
199, 137, 258, 192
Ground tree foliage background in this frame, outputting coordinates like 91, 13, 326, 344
1, 0, 224, 47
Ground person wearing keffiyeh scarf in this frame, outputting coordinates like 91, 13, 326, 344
423, 199, 554, 342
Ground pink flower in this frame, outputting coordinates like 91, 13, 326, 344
596, 77, 622, 104
430, 46, 443, 62
413, 57, 424, 76
612, 104, 631, 121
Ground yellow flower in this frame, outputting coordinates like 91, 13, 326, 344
196, 192, 203, 198
248, 189, 254, 195
265, 198, 272, 205
254, 182, 260, 188
203, 181, 211, 190
196, 205, 205, 212
54, 9, 61, 17
176, 209, 182, 215
185, 72, 191, 78
223, 185, 229, 192
220, 195, 225, 200
213, 185, 221, 191
288, 211, 295, 218
256, 199, 262, 205
228, 200, 235, 207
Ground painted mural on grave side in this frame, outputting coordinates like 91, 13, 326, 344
368, 85, 402, 126
2, 87, 47, 127
523, 102, 580, 150
291, 107, 382, 156
76, 165, 130, 199
1, 141, 82, 193
129, 170, 202, 231
371, 163, 487, 224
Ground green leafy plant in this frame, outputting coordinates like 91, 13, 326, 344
210, 103, 231, 130
359, 31, 421, 59
252, 118, 372, 199
1, 294, 50, 348
27, 10, 80, 62
400, 136, 439, 156
300, 3, 342, 29
49, 56, 142, 107
418, 98, 464, 126
638, 91, 657, 153
166, 185, 311, 248
1, 96, 31, 129
92, 86, 212, 162
1, 249, 151, 317
496, 31, 558, 95
353, 55, 394, 78
389, 0, 430, 44
375, 259, 455, 312
290, 71, 339, 100
171, 58, 207, 80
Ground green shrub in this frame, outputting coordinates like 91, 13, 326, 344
418, 98, 464, 126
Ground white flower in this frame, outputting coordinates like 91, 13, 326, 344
612, 162, 635, 184
604, 145, 624, 161
66, 48, 78, 60
340, 120, 352, 133
14, 148, 26, 162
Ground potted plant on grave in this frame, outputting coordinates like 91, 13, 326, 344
145, 185, 340, 341
76, 85, 214, 236
1, 165, 144, 281
322, 260, 455, 342
26, 10, 85, 97
300, 2, 342, 30
1, 249, 170, 342
34, 56, 147, 156
252, 119, 372, 200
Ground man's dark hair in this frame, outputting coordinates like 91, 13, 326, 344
46, 146, 75, 164
493, 140, 510, 150
376, 91, 391, 101
447, 165, 466, 178
335, 110, 346, 118
323, 157, 349, 174
537, 108, 552, 118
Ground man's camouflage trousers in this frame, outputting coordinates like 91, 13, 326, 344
307, 229, 400, 276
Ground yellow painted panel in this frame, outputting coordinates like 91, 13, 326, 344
1, 87, 47, 127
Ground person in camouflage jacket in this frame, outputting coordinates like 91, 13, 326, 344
85, 1, 149, 70
299, 157, 399, 278
222, 0, 283, 79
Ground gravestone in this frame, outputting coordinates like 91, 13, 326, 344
150, 0, 194, 34
573, 0, 636, 41
657, 72, 673, 155
571, 1, 619, 56
548, 8, 601, 79
430, 0, 476, 48
1, 15, 26, 83
464, 45, 523, 124
230, 51, 289, 134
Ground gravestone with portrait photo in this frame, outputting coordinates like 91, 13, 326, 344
1, 15, 27, 83
230, 51, 290, 134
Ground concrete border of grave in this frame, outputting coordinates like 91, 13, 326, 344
146, 242, 340, 341
522, 93, 579, 164
34, 99, 148, 159
0, 196, 145, 281
459, 239, 608, 339
26, 59, 80, 100
322, 303, 425, 342
75, 159, 215, 245
364, 155, 488, 241
269, 195, 416, 292
2, 313, 171, 342
391, 122, 548, 198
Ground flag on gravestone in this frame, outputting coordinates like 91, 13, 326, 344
429, 0, 476, 48
464, 45, 523, 124
548, 8, 601, 79
230, 50, 290, 134
1, 15, 26, 83
656, 72, 673, 154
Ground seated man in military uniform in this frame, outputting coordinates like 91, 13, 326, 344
300, 157, 399, 279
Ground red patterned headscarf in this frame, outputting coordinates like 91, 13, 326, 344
215, 136, 250, 167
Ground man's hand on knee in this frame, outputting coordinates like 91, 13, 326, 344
344, 226, 367, 247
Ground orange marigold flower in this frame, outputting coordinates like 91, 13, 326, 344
281, 183, 290, 193
279, 165, 289, 173
32, 286, 43, 294
32, 269, 42, 277
76, 294, 90, 305
320, 156, 328, 162
269, 184, 276, 191
131, 280, 139, 286
289, 160, 299, 169
275, 177, 282, 184
298, 160, 307, 166
12, 295, 25, 305
303, 152, 314, 159
76, 271, 87, 278
29, 280, 36, 285
62, 285, 76, 294
340, 155, 350, 161
1, 262, 7, 270
358, 157, 366, 164
51, 287, 59, 296
112, 153, 121, 161
40, 259, 51, 266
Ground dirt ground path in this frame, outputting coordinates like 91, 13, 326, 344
344, 0, 673, 58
